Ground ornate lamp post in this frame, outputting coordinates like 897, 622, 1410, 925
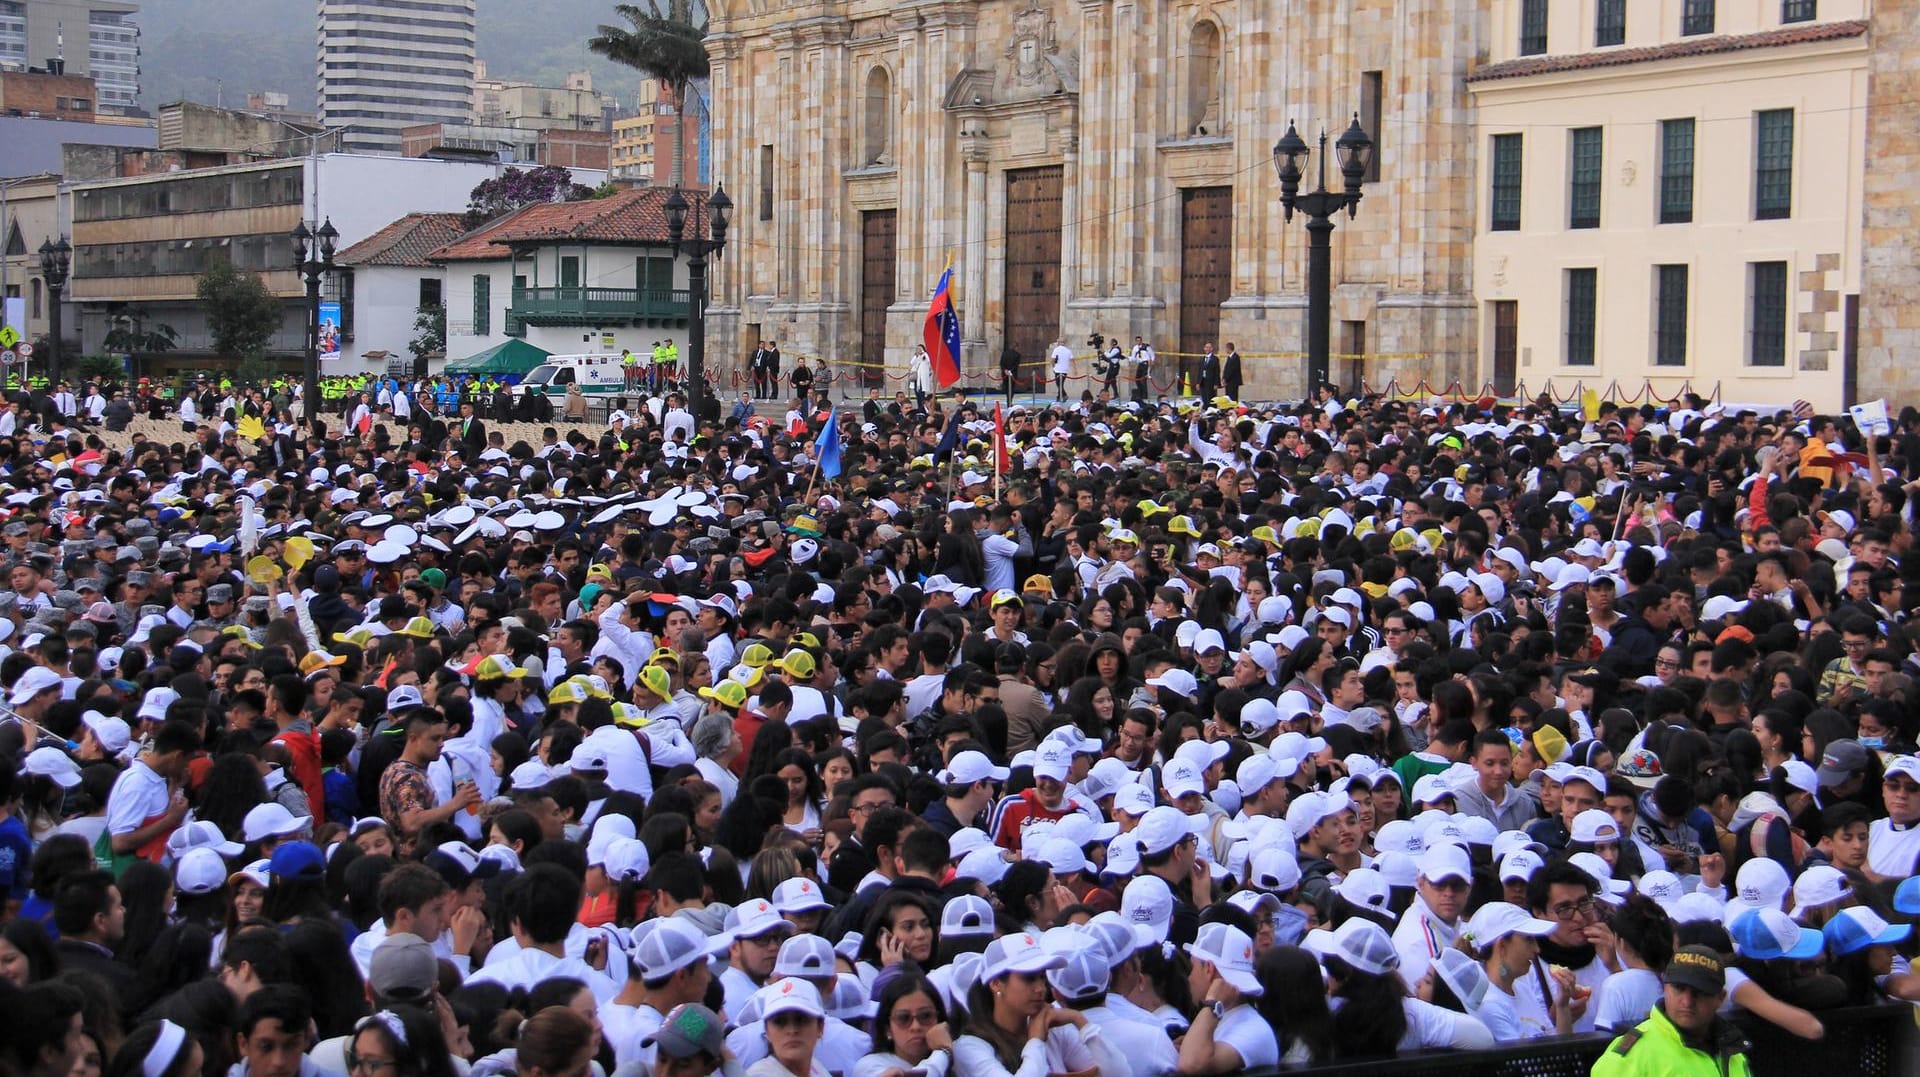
290, 218, 338, 427
663, 185, 731, 421
1274, 115, 1373, 395
37, 237, 70, 387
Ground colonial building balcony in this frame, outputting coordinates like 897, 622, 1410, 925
505, 285, 690, 335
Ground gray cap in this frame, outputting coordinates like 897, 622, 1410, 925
91, 536, 116, 551
116, 546, 140, 562
125, 519, 153, 537
243, 596, 270, 613
2, 523, 26, 537
133, 537, 159, 556
65, 620, 97, 638
125, 570, 153, 587
367, 932, 436, 1002
0, 593, 16, 613
49, 590, 83, 611
206, 584, 234, 604
73, 578, 102, 593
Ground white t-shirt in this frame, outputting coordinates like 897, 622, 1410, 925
1477, 985, 1525, 1041
695, 757, 740, 807
1592, 967, 1663, 1032
1214, 1003, 1279, 1068
1051, 345, 1074, 374
105, 759, 169, 843
1397, 997, 1494, 1051
466, 947, 618, 1003
1868, 819, 1920, 878
1083, 1002, 1178, 1077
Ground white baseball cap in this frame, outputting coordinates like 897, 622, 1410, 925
1133, 806, 1203, 857
1161, 758, 1207, 800
1190, 922, 1263, 994
1790, 864, 1852, 920
22, 747, 81, 789
939, 750, 1010, 786
1119, 874, 1174, 939
175, 847, 230, 896
1249, 845, 1303, 894
757, 978, 826, 1021
1462, 901, 1556, 947
633, 919, 709, 980
772, 934, 838, 979
729, 898, 797, 941
771, 877, 833, 915
1416, 843, 1473, 885
1569, 809, 1620, 845
242, 802, 310, 844
1305, 918, 1399, 976
940, 894, 997, 938
979, 931, 1066, 982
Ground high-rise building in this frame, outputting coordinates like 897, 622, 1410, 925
318, 0, 476, 155
0, 1, 140, 113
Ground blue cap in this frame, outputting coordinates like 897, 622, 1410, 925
1822, 908, 1912, 957
267, 840, 325, 880
1729, 908, 1824, 960
1895, 877, 1920, 916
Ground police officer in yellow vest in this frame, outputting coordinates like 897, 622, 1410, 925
1591, 946, 1751, 1077
621, 347, 640, 390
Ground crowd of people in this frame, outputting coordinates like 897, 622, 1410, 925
0, 374, 1916, 1077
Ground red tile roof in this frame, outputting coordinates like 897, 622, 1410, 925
429, 188, 698, 262
1467, 19, 1867, 83
335, 213, 469, 268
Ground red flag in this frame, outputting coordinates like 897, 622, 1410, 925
924, 257, 961, 388
993, 402, 1011, 475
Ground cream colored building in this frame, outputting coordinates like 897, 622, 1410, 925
703, 0, 1484, 400
1470, 0, 1870, 409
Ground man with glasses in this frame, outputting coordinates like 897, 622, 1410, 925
1515, 861, 1618, 1033
718, 898, 796, 1018
1818, 615, 1878, 706
165, 580, 202, 630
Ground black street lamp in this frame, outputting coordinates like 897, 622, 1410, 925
1274, 114, 1373, 396
663, 184, 731, 421
290, 218, 338, 429
37, 237, 70, 388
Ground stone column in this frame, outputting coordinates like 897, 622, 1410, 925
1858, 1, 1920, 404
963, 133, 989, 358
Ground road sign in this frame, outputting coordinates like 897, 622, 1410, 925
13, 342, 31, 358
1, 353, 12, 365
0, 326, 18, 349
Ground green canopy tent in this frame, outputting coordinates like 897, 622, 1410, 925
444, 339, 551, 378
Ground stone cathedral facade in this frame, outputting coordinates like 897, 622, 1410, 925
703, 0, 1484, 400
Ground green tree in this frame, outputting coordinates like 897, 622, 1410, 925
589, 2, 708, 188
409, 303, 447, 361
195, 259, 282, 358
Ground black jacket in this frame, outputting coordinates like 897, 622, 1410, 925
56, 937, 139, 1010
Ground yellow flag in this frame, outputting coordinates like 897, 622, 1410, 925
1580, 389, 1601, 422
237, 415, 266, 440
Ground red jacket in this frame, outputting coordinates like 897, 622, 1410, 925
273, 727, 326, 818
991, 789, 1078, 854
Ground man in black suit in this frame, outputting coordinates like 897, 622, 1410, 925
457, 400, 487, 455
1222, 341, 1243, 401
1198, 342, 1221, 400
52, 869, 139, 1009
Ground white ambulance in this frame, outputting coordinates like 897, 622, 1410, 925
512, 353, 629, 398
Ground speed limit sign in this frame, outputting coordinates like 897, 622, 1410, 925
13, 342, 31, 358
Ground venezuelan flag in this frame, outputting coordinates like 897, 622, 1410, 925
924, 256, 961, 388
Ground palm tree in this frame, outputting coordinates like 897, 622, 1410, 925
589, 2, 709, 189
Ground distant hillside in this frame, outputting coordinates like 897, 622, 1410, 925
135, 0, 644, 113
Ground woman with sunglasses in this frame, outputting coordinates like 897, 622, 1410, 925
854, 969, 953, 1077
347, 1007, 457, 1077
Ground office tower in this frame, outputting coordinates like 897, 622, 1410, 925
318, 0, 476, 155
